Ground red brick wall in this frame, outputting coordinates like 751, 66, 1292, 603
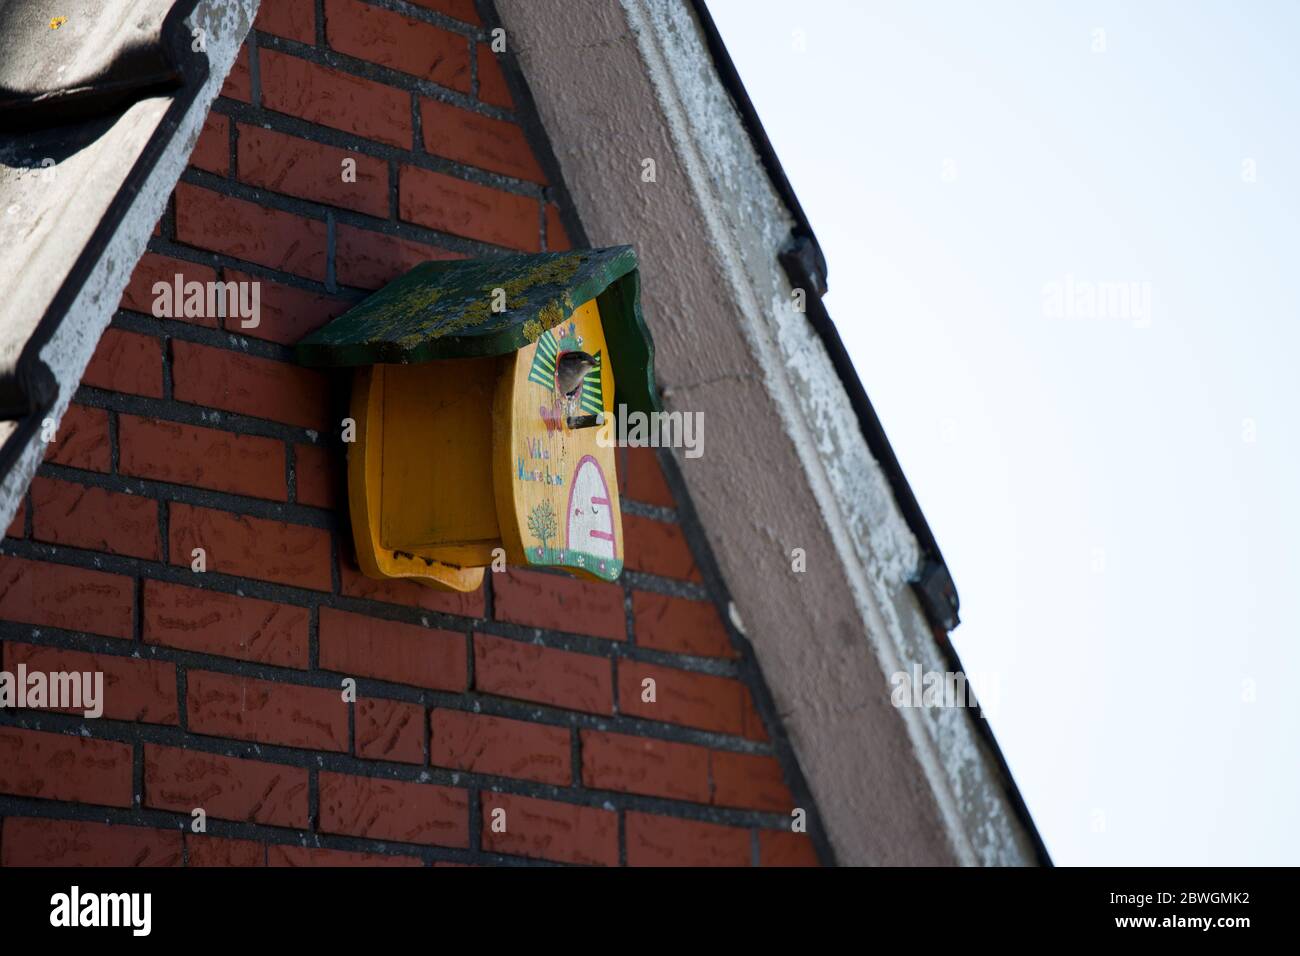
0, 0, 820, 867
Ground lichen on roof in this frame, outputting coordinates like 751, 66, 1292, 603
295, 246, 639, 367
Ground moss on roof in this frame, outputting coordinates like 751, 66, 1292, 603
295, 245, 660, 414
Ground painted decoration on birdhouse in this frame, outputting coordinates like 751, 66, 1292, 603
493, 299, 622, 581
568, 457, 615, 558
294, 246, 657, 592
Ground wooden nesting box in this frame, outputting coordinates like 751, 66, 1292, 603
295, 247, 657, 592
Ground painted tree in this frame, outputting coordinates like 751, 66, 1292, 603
527, 500, 558, 553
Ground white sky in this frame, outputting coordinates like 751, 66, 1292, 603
709, 0, 1300, 865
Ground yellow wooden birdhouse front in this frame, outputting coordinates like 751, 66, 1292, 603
295, 247, 657, 593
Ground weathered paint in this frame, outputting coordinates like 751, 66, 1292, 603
0, 0, 260, 534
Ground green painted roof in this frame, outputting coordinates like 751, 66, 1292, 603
294, 246, 658, 414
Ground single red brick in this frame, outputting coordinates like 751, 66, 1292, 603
473, 633, 611, 714
340, 556, 486, 617
30, 476, 159, 560
623, 514, 702, 581
623, 445, 674, 506
268, 845, 423, 866
318, 608, 466, 691
632, 591, 733, 658
145, 744, 309, 827
617, 661, 747, 736
0, 727, 133, 807
1, 818, 181, 867
186, 834, 266, 866
255, 0, 315, 42
710, 751, 794, 812
238, 125, 388, 216
407, 0, 479, 24
326, 0, 469, 91
430, 708, 569, 785
335, 224, 462, 290
187, 670, 349, 751
143, 579, 310, 668
191, 111, 230, 175
44, 403, 110, 472
319, 771, 468, 847
5, 499, 25, 539
758, 830, 819, 867
119, 415, 286, 501
3, 642, 177, 724
625, 812, 751, 867
356, 697, 425, 764
225, 271, 353, 345
260, 48, 413, 148
82, 328, 163, 397
399, 165, 540, 251
171, 339, 330, 431
419, 98, 543, 182
221, 45, 252, 102
580, 730, 709, 802
0, 555, 134, 639
121, 252, 220, 323
175, 182, 328, 281
481, 793, 617, 866
477, 44, 512, 109
492, 568, 625, 641
32, 478, 134, 561
168, 502, 332, 590
545, 203, 570, 251
294, 442, 338, 508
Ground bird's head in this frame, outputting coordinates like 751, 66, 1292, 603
555, 350, 600, 398
557, 350, 599, 379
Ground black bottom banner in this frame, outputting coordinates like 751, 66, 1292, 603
0, 866, 1280, 942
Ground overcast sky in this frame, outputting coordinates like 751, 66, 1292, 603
709, 0, 1300, 865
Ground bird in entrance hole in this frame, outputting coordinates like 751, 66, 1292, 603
554, 350, 599, 398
